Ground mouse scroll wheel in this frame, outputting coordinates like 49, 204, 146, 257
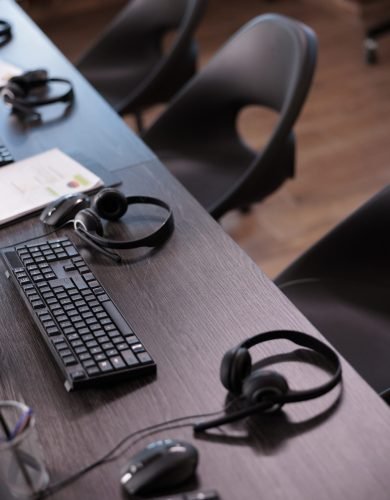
169, 445, 187, 453
47, 207, 56, 217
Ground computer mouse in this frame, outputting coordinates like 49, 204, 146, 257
120, 439, 199, 496
40, 192, 90, 227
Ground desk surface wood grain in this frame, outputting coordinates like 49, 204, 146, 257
0, 1, 390, 499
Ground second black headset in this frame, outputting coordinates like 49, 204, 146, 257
1, 69, 74, 120
42, 188, 174, 262
194, 330, 342, 432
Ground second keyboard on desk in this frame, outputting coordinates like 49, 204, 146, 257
2, 237, 156, 390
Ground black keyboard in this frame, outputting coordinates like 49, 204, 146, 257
0, 138, 14, 166
2, 237, 156, 390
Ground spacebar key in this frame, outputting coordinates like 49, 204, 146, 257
102, 301, 134, 335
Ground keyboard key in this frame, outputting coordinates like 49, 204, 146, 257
126, 335, 139, 345
65, 246, 78, 257
86, 366, 100, 376
70, 370, 86, 381
79, 353, 92, 361
63, 355, 77, 366
31, 300, 45, 309
54, 342, 68, 351
137, 352, 153, 364
132, 343, 145, 353
83, 359, 96, 368
121, 350, 139, 366
98, 360, 113, 372
111, 356, 125, 370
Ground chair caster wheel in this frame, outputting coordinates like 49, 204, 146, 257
364, 38, 378, 64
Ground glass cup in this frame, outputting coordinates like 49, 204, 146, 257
0, 401, 49, 499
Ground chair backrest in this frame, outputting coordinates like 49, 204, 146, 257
77, 0, 207, 113
275, 186, 390, 286
274, 186, 390, 396
143, 14, 317, 217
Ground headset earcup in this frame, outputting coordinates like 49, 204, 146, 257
220, 347, 252, 394
4, 80, 25, 100
74, 208, 104, 236
242, 370, 289, 407
92, 188, 128, 221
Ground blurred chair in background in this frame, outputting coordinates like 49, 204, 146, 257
275, 186, 390, 402
77, 0, 208, 132
364, 17, 390, 63
351, 0, 390, 63
142, 14, 317, 219
334, 0, 390, 63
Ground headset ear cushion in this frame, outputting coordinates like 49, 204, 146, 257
74, 208, 103, 236
242, 370, 289, 407
92, 188, 128, 221
4, 80, 25, 99
220, 346, 252, 394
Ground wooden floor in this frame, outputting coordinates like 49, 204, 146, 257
39, 0, 390, 279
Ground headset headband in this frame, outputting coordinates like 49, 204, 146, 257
2, 77, 74, 108
239, 330, 342, 403
75, 195, 174, 249
194, 330, 342, 432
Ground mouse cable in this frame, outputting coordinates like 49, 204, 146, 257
0, 220, 71, 251
40, 399, 240, 498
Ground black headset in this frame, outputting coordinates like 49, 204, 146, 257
74, 189, 174, 262
194, 330, 342, 432
42, 188, 174, 262
1, 69, 74, 120
0, 19, 12, 46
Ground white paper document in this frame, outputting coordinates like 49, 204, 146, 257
0, 59, 22, 87
0, 148, 103, 225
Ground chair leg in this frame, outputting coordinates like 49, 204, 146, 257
135, 111, 144, 134
364, 38, 378, 64
363, 21, 390, 65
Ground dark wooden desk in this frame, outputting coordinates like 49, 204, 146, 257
1, 1, 390, 499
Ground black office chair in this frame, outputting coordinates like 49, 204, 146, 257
76, 0, 208, 131
142, 14, 317, 219
275, 186, 390, 400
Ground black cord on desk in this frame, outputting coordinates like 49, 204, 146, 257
40, 400, 239, 498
